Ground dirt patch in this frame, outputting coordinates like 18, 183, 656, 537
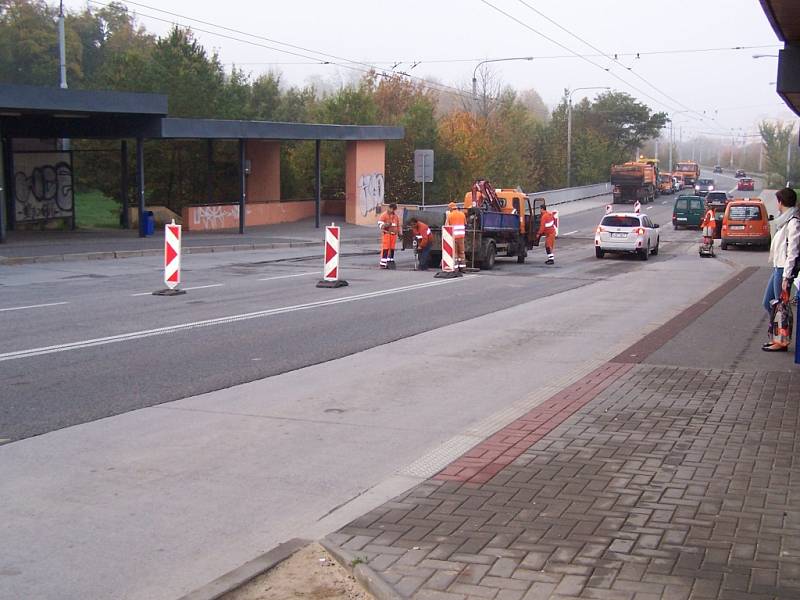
224, 542, 373, 600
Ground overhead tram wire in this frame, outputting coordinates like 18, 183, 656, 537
513, 0, 730, 135
226, 45, 782, 67
95, 0, 481, 106
479, 0, 730, 132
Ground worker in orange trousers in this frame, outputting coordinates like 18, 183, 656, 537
378, 203, 401, 269
538, 202, 558, 265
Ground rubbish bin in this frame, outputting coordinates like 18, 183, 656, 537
144, 211, 155, 236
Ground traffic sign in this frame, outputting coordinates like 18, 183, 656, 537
414, 149, 434, 183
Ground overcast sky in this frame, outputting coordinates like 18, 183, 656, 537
67, 0, 797, 139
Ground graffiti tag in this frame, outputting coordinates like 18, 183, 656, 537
358, 172, 385, 217
192, 205, 240, 230
13, 153, 74, 222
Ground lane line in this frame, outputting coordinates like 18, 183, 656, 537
562, 230, 579, 236
131, 283, 225, 296
0, 301, 69, 313
258, 271, 318, 281
0, 277, 475, 362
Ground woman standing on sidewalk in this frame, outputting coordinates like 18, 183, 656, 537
763, 188, 799, 352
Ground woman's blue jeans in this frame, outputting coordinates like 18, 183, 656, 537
763, 267, 785, 315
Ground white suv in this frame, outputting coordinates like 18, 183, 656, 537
595, 212, 661, 260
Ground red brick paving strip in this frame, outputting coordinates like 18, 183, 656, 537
433, 361, 634, 484
433, 267, 757, 486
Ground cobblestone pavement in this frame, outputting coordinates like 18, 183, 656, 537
328, 364, 800, 599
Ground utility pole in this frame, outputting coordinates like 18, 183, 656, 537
668, 119, 673, 173
58, 0, 67, 89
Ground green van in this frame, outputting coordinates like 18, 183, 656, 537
672, 195, 705, 230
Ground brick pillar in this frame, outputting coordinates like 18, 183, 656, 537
345, 140, 386, 226
245, 140, 281, 202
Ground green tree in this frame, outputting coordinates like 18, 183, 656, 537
759, 121, 800, 187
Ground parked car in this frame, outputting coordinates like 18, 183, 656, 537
595, 212, 660, 260
713, 165, 723, 173
720, 199, 771, 250
735, 169, 746, 178
694, 178, 715, 197
737, 177, 755, 191
672, 195, 705, 229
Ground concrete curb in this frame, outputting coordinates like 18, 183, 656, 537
320, 538, 406, 600
0, 239, 376, 266
176, 537, 308, 600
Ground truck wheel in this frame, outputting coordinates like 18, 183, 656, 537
517, 254, 525, 264
482, 242, 496, 270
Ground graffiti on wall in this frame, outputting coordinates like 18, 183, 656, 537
358, 172, 385, 217
191, 205, 241, 230
13, 153, 74, 222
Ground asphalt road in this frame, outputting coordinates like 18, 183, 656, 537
0, 171, 765, 443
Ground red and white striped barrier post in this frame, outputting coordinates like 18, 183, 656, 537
317, 223, 349, 288
153, 219, 186, 296
634, 201, 642, 214
434, 225, 462, 278
605, 204, 613, 215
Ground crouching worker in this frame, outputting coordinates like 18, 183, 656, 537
408, 216, 432, 271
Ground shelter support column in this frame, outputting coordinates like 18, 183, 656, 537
120, 140, 129, 229
345, 140, 386, 226
239, 139, 246, 234
0, 130, 6, 243
136, 137, 145, 238
206, 139, 214, 205
315, 139, 321, 228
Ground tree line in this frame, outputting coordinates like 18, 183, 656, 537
1, 0, 668, 215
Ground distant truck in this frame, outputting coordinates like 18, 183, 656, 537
402, 180, 544, 270
675, 161, 700, 186
611, 162, 656, 204
657, 173, 674, 195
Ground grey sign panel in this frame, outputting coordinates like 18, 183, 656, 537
414, 149, 434, 182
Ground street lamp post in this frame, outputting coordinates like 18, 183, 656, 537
566, 86, 610, 187
472, 56, 533, 114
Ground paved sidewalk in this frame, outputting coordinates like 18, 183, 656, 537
0, 218, 377, 263
327, 269, 800, 600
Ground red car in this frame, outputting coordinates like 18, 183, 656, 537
737, 177, 755, 191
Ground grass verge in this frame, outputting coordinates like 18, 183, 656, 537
75, 190, 121, 229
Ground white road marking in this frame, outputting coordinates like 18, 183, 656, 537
0, 278, 475, 362
562, 230, 579, 236
131, 283, 224, 296
258, 271, 318, 281
0, 301, 69, 313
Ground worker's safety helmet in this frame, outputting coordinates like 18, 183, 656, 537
448, 202, 457, 209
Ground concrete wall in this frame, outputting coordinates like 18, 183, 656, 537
345, 140, 386, 226
245, 140, 281, 202
182, 200, 341, 231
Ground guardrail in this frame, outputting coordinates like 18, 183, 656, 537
527, 182, 611, 206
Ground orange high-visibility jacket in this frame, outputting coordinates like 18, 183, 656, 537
445, 210, 467, 239
412, 221, 432, 248
379, 212, 401, 235
538, 209, 557, 236
701, 209, 716, 233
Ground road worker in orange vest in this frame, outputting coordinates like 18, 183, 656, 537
700, 206, 716, 253
445, 202, 467, 269
408, 216, 432, 271
537, 202, 558, 265
378, 203, 401, 269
